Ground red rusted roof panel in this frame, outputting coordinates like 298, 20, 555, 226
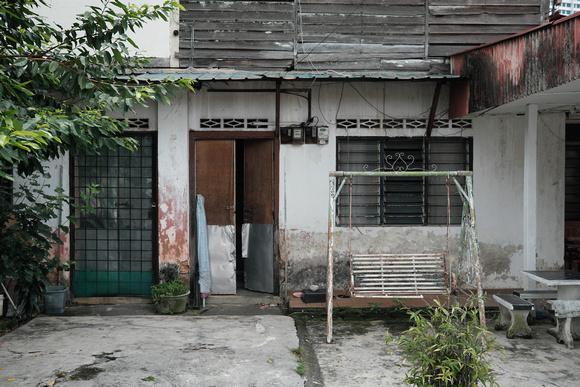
450, 13, 580, 115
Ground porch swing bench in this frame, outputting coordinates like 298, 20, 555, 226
350, 253, 447, 298
327, 170, 484, 343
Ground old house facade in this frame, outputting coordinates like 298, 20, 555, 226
36, 0, 579, 302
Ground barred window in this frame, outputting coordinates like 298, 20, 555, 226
336, 137, 472, 226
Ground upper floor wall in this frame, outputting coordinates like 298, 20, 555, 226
38, 0, 179, 66
177, 0, 551, 73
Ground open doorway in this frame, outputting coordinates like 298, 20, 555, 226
193, 138, 275, 294
565, 123, 580, 271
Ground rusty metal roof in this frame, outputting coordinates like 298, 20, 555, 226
449, 12, 580, 117
133, 71, 459, 82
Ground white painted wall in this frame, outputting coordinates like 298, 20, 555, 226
186, 80, 569, 291
33, 79, 566, 293
275, 81, 567, 291
157, 93, 190, 271
37, 0, 175, 59
470, 111, 566, 288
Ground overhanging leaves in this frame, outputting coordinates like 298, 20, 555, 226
0, 0, 191, 178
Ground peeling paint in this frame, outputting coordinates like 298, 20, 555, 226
282, 227, 532, 291
158, 184, 189, 272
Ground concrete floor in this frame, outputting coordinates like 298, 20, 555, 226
2, 292, 580, 386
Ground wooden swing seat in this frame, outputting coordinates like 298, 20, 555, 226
350, 253, 447, 298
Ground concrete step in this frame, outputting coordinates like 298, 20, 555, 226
205, 290, 281, 306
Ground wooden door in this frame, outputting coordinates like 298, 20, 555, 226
243, 140, 274, 292
195, 140, 235, 225
195, 140, 236, 294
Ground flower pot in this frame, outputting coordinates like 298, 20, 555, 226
44, 286, 68, 314
155, 291, 190, 314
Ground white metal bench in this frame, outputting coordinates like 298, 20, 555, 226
546, 300, 580, 349
493, 294, 534, 339
350, 253, 447, 298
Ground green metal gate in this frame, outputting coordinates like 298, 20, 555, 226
72, 134, 157, 297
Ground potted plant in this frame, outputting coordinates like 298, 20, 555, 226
151, 279, 190, 314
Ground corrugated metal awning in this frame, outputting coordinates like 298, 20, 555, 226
133, 71, 459, 82
450, 12, 580, 117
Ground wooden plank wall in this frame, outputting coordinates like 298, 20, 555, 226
178, 0, 295, 70
178, 0, 548, 72
428, 0, 548, 57
295, 0, 427, 71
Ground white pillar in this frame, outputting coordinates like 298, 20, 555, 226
523, 104, 538, 289
157, 92, 190, 273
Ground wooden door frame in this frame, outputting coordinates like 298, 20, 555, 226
188, 131, 280, 297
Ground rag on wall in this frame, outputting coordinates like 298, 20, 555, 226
196, 194, 211, 297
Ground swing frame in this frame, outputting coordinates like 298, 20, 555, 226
325, 170, 483, 343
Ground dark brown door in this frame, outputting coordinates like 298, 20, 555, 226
243, 140, 274, 292
195, 140, 235, 226
194, 138, 274, 293
195, 140, 236, 294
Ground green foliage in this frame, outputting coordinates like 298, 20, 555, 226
150, 279, 189, 305
0, 0, 194, 316
386, 299, 501, 387
291, 347, 306, 376
0, 0, 194, 178
0, 174, 98, 317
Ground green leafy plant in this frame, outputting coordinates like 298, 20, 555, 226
0, 0, 193, 317
386, 298, 501, 387
151, 280, 189, 305
291, 347, 306, 376
0, 174, 98, 317
0, 0, 195, 180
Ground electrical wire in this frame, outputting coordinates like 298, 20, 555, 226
539, 112, 566, 142
346, 82, 397, 119
296, 0, 368, 67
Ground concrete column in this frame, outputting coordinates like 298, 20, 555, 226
157, 92, 190, 280
523, 104, 538, 289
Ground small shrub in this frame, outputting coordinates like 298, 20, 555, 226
150, 280, 189, 305
386, 298, 502, 387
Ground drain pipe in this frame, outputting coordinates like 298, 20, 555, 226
1, 283, 18, 316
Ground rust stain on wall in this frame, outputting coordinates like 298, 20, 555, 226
158, 184, 189, 272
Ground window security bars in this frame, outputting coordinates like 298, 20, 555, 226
337, 136, 472, 226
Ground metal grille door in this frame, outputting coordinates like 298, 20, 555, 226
73, 134, 156, 297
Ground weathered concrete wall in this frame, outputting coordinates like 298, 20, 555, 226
280, 82, 567, 293
22, 157, 72, 286
470, 115, 526, 287
279, 81, 459, 292
469, 112, 566, 288
158, 93, 190, 280
33, 80, 568, 296
536, 112, 566, 269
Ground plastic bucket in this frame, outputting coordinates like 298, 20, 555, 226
44, 286, 68, 314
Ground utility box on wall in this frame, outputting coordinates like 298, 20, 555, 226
281, 125, 329, 145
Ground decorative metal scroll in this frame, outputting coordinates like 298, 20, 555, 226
363, 152, 437, 172
385, 152, 417, 171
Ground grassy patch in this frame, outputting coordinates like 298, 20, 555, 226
291, 347, 306, 376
